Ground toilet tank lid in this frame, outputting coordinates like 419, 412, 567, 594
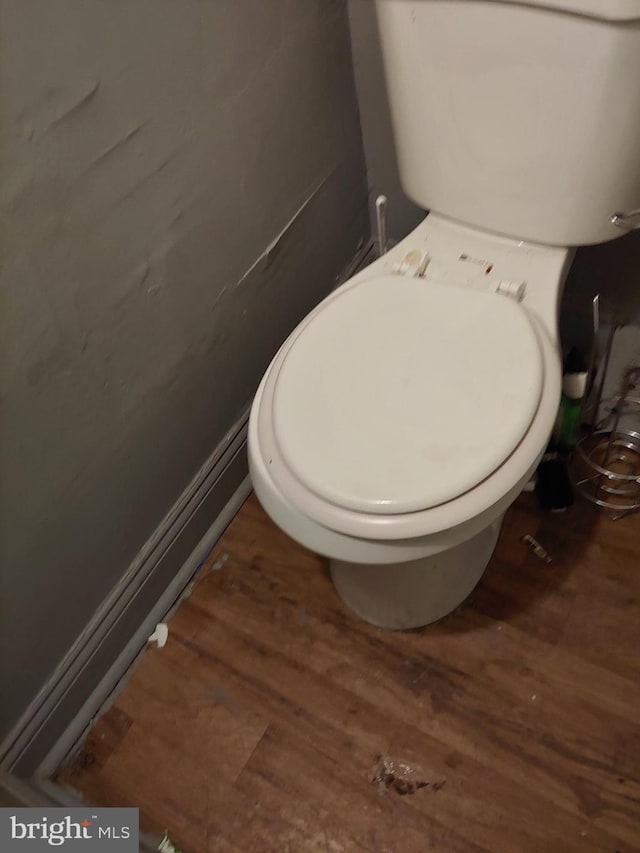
479, 0, 640, 20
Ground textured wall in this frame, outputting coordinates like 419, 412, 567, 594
347, 0, 424, 242
0, 0, 368, 737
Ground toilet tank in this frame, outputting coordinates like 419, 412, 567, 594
375, 0, 640, 245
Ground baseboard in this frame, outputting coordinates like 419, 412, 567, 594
1, 409, 252, 778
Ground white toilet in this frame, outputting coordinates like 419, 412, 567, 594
248, 0, 640, 629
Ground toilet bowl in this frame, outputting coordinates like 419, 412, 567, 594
249, 215, 572, 628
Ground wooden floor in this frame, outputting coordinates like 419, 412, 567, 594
57, 492, 640, 852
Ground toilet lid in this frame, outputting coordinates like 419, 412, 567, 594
271, 275, 543, 514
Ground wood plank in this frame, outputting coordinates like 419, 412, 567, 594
56, 492, 640, 852
174, 584, 640, 849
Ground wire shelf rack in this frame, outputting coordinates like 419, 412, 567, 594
570, 366, 640, 520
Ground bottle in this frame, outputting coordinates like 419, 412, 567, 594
557, 347, 588, 453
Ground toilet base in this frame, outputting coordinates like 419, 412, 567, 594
329, 515, 503, 630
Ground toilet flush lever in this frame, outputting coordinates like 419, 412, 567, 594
611, 208, 640, 231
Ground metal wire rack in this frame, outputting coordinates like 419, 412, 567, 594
571, 364, 640, 519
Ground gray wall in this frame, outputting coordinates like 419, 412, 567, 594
348, 0, 640, 347
560, 233, 640, 353
0, 0, 368, 738
348, 0, 424, 241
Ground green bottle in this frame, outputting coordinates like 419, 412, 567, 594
557, 348, 588, 453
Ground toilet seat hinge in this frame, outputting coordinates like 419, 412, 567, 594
392, 250, 430, 278
489, 278, 527, 301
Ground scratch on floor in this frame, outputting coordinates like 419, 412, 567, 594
371, 755, 445, 796
208, 684, 238, 714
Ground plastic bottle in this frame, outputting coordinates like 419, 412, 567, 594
557, 348, 588, 453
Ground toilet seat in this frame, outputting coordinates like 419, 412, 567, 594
260, 273, 544, 521
250, 215, 566, 563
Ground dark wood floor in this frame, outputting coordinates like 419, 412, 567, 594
57, 492, 640, 852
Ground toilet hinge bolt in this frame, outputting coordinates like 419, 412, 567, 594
392, 250, 430, 277
490, 279, 527, 301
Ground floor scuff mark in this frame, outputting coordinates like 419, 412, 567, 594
370, 755, 444, 796
208, 683, 238, 714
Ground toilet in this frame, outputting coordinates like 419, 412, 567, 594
248, 0, 640, 629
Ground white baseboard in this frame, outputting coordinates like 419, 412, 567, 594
1, 409, 251, 777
